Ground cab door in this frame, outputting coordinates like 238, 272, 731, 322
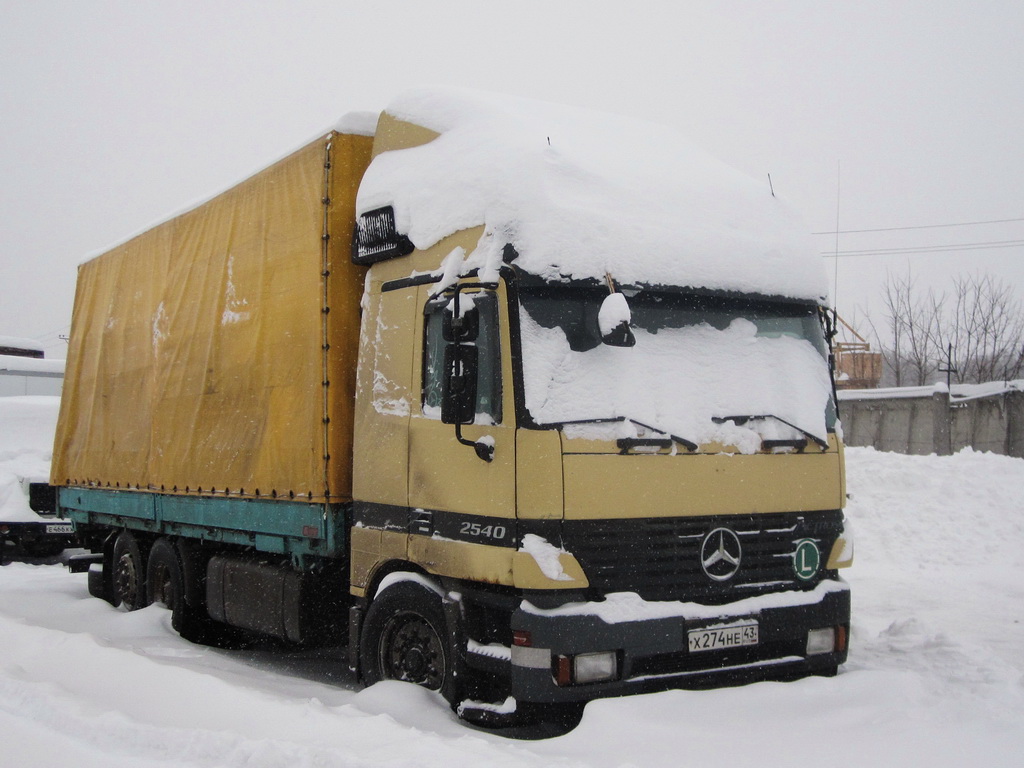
406, 279, 516, 544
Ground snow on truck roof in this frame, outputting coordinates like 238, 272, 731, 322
357, 86, 827, 302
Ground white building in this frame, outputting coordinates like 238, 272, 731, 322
0, 335, 64, 397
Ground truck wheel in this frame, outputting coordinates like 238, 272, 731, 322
168, 540, 247, 648
112, 530, 148, 611
146, 537, 216, 642
146, 538, 183, 615
360, 580, 453, 695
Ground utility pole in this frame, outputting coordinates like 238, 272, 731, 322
938, 342, 957, 389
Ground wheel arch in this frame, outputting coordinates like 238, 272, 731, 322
362, 559, 436, 605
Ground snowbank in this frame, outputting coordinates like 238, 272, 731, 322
0, 396, 59, 523
840, 379, 1024, 403
2, 398, 1023, 766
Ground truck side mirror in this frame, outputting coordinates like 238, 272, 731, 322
599, 292, 636, 347
441, 343, 479, 425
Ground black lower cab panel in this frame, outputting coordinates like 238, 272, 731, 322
501, 580, 850, 705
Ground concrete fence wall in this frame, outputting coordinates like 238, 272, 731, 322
0, 354, 64, 397
838, 384, 1024, 458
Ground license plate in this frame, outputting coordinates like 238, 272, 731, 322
688, 622, 759, 653
46, 524, 74, 535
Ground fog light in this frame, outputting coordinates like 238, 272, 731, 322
806, 627, 836, 655
573, 651, 618, 684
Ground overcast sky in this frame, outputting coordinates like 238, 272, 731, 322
2, 0, 1022, 356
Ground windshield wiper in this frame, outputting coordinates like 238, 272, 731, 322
536, 415, 698, 452
712, 414, 829, 452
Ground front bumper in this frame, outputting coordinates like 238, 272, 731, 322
507, 579, 850, 704
0, 519, 75, 540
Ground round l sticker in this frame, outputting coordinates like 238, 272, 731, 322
793, 539, 821, 580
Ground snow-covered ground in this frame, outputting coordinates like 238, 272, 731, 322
1, 400, 1022, 766
0, 396, 59, 523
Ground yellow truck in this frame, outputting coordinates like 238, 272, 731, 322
54, 87, 852, 724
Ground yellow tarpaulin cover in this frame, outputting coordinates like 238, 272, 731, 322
52, 132, 373, 503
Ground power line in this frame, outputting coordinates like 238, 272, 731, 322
828, 238, 1024, 254
822, 239, 1024, 257
31, 327, 71, 343
812, 216, 1024, 236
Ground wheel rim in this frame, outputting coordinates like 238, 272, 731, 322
379, 610, 446, 689
114, 553, 138, 606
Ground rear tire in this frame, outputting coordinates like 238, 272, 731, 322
146, 538, 184, 621
112, 530, 148, 610
169, 541, 251, 648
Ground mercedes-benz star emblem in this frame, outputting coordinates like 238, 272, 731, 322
700, 527, 742, 582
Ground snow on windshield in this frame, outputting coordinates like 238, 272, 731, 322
357, 86, 827, 302
519, 298, 833, 452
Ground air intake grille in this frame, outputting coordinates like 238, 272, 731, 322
561, 510, 844, 603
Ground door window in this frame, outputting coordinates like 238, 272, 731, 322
423, 292, 502, 424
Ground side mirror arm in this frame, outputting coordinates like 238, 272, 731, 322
455, 422, 495, 462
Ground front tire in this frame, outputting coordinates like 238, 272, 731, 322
360, 580, 454, 695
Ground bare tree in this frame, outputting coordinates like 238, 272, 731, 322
869, 272, 1024, 386
869, 270, 943, 386
946, 274, 1024, 384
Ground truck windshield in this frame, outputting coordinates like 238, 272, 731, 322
517, 284, 837, 448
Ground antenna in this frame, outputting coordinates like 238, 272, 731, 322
833, 161, 841, 308
767, 173, 775, 197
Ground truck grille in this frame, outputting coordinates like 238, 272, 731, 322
560, 510, 844, 603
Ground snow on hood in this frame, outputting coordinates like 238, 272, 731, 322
357, 86, 827, 301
